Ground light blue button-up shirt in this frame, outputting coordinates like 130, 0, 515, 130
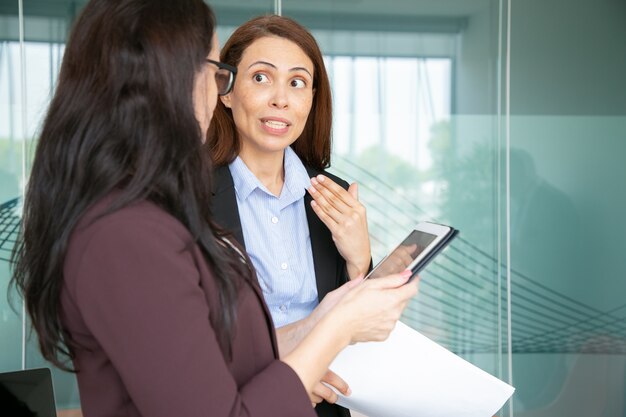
229, 147, 319, 328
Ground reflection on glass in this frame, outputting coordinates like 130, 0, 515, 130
510, 116, 626, 417
508, 0, 626, 412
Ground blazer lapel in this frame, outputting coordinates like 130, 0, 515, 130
211, 165, 245, 248
304, 166, 337, 302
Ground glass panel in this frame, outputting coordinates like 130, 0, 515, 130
509, 116, 626, 417
19, 1, 81, 411
510, 0, 626, 415
212, 0, 275, 44
282, 1, 508, 415
0, 1, 25, 375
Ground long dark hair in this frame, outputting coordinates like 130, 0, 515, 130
11, 0, 251, 369
207, 15, 333, 170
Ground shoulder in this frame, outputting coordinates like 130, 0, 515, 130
304, 164, 349, 191
75, 195, 191, 246
66, 195, 195, 281
64, 194, 202, 301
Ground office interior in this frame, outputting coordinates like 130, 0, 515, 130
0, 0, 625, 415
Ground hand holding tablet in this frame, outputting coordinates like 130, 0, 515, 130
366, 222, 458, 282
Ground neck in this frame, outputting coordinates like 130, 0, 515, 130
238, 147, 285, 197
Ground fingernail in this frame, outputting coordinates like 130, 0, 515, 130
311, 178, 318, 185
317, 175, 325, 182
346, 387, 352, 396
401, 270, 412, 279
311, 200, 318, 207
309, 186, 317, 193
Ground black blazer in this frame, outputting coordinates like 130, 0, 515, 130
211, 164, 351, 417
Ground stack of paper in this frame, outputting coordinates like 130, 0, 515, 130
329, 322, 515, 417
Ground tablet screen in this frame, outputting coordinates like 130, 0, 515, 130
367, 230, 437, 279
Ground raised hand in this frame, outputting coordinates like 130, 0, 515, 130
334, 271, 419, 344
308, 175, 371, 278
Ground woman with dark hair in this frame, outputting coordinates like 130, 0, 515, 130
207, 16, 375, 416
11, 1, 417, 416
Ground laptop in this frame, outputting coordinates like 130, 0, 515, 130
0, 368, 57, 417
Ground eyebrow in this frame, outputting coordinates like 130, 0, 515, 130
248, 60, 313, 78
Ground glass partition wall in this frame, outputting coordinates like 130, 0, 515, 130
284, 4, 513, 417
508, 0, 626, 415
1, 0, 624, 415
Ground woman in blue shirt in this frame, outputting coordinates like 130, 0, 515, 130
208, 15, 377, 417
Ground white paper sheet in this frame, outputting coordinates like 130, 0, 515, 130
329, 322, 515, 417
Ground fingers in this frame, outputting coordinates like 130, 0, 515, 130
365, 270, 412, 289
313, 175, 358, 207
379, 244, 417, 275
405, 243, 419, 256
310, 199, 339, 229
310, 178, 343, 212
348, 182, 358, 200
308, 189, 344, 227
347, 274, 364, 285
308, 176, 362, 224
333, 276, 362, 297
314, 276, 364, 322
394, 276, 419, 308
387, 248, 413, 271
322, 370, 351, 396
403, 277, 420, 298
312, 381, 339, 404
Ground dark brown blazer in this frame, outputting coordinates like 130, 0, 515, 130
61, 194, 317, 417
211, 164, 352, 417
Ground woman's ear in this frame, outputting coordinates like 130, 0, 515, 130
220, 94, 232, 108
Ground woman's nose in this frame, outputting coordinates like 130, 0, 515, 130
269, 85, 289, 109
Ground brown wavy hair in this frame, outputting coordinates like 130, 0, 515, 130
207, 15, 332, 170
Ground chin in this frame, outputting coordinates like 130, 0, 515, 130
257, 136, 297, 153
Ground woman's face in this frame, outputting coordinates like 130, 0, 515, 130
194, 33, 220, 139
220, 36, 315, 158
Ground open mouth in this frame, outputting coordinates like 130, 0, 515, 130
261, 118, 291, 129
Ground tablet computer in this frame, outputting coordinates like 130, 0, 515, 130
365, 222, 458, 282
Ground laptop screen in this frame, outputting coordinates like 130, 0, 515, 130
0, 368, 56, 417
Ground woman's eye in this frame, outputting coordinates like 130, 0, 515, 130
291, 79, 306, 88
253, 73, 269, 83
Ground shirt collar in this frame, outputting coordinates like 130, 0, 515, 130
282, 146, 311, 203
228, 146, 311, 203
228, 156, 263, 202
